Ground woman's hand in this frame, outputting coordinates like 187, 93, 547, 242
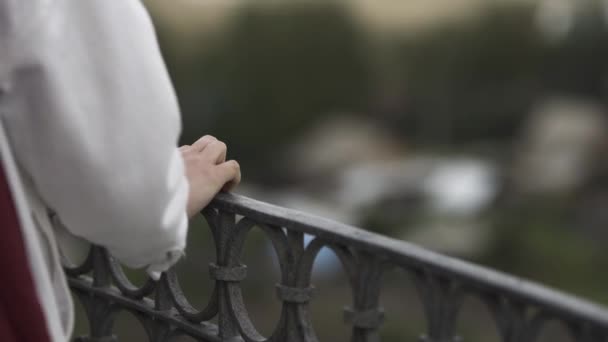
180, 135, 241, 218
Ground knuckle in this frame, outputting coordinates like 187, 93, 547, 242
227, 160, 240, 170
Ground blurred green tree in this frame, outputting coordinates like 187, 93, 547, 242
392, 4, 544, 146
161, 2, 372, 183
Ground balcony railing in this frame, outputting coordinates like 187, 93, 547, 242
66, 192, 608, 342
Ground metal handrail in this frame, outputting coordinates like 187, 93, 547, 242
67, 192, 608, 342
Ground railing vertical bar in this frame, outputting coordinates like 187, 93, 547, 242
215, 211, 243, 341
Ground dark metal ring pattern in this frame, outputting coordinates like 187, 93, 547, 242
66, 192, 608, 342
106, 254, 156, 299
208, 263, 248, 282
343, 307, 385, 329
275, 284, 316, 304
63, 246, 94, 277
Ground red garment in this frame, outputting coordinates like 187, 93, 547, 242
0, 165, 51, 342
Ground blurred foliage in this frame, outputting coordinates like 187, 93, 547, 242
542, 1, 608, 98
390, 2, 608, 147
481, 196, 608, 305
392, 4, 544, 145
158, 1, 608, 162
159, 1, 372, 183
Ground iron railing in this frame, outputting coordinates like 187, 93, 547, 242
66, 192, 608, 342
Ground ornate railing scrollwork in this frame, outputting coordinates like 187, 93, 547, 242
67, 193, 608, 341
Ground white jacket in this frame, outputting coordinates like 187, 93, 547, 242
0, 1, 190, 340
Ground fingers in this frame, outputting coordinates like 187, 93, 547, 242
201, 140, 227, 164
191, 135, 217, 152
217, 160, 241, 191
183, 135, 227, 164
183, 136, 239, 192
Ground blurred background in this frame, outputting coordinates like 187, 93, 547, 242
80, 0, 608, 340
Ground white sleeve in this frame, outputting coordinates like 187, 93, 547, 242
0, 0, 189, 274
